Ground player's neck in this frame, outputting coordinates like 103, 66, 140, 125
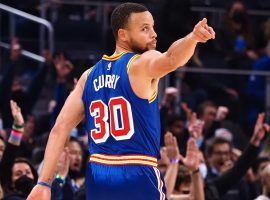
114, 43, 132, 55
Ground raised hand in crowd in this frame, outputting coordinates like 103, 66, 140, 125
10, 100, 24, 126
163, 131, 181, 198
164, 131, 200, 182
164, 131, 181, 161
9, 100, 24, 146
161, 87, 178, 115
181, 138, 200, 172
164, 132, 204, 200
219, 159, 234, 174
216, 106, 229, 122
181, 102, 192, 122
55, 147, 70, 179
188, 112, 204, 139
250, 113, 270, 147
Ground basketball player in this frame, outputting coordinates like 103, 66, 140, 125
27, 2, 214, 200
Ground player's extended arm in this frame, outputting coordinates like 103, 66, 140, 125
133, 18, 215, 79
27, 70, 88, 200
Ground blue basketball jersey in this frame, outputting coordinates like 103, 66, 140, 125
82, 52, 161, 158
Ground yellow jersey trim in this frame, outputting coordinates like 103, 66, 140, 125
102, 51, 128, 61
87, 66, 95, 77
127, 54, 140, 73
149, 90, 158, 103
89, 153, 158, 167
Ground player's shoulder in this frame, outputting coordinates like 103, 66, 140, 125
141, 49, 162, 57
133, 50, 161, 66
79, 68, 94, 86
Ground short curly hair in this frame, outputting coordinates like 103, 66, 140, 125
111, 2, 148, 40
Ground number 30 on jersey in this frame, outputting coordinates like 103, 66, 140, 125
89, 96, 134, 143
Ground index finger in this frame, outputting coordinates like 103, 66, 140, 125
256, 113, 265, 125
200, 18, 207, 27
190, 112, 197, 124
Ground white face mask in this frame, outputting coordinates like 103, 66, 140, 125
199, 163, 207, 179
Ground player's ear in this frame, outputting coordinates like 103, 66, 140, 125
118, 28, 129, 42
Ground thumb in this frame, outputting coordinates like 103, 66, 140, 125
178, 153, 184, 161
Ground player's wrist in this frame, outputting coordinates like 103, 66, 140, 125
188, 32, 199, 44
37, 181, 52, 189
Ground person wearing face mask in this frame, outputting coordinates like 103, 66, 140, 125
3, 158, 38, 200
0, 101, 24, 193
0, 101, 38, 199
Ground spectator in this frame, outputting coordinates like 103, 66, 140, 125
198, 101, 219, 139
205, 137, 250, 200
4, 157, 38, 200
163, 113, 205, 200
247, 19, 270, 130
249, 157, 270, 199
216, 0, 256, 61
166, 114, 189, 155
174, 165, 192, 196
205, 113, 270, 199
51, 137, 85, 200
0, 136, 5, 162
198, 101, 247, 150
163, 132, 204, 200
0, 100, 37, 199
255, 163, 270, 200
160, 87, 182, 145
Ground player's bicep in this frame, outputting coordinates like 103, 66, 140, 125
132, 50, 174, 79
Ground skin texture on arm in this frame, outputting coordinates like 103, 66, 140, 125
128, 17, 215, 100
131, 18, 214, 79
27, 70, 88, 200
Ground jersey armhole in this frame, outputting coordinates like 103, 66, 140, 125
148, 90, 158, 103
126, 54, 157, 104
127, 54, 140, 73
87, 66, 95, 77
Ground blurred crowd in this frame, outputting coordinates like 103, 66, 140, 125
1, 0, 270, 199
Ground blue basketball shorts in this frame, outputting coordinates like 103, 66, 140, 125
86, 154, 166, 200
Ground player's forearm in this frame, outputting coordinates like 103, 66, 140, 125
38, 124, 69, 184
166, 33, 197, 69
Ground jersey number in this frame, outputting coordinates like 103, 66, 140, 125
90, 97, 134, 143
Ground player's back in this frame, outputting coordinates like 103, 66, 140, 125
82, 52, 166, 200
82, 52, 160, 158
